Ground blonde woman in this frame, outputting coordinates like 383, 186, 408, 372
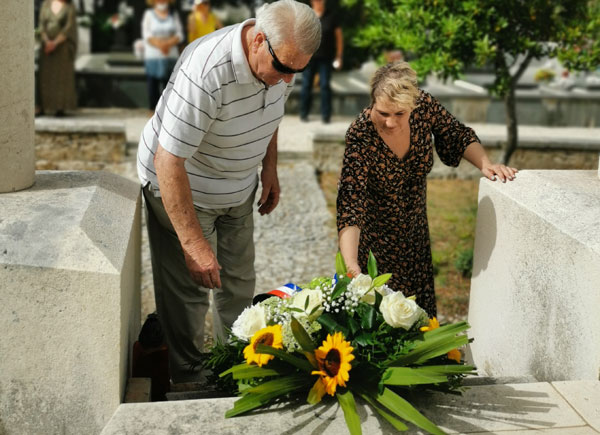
337, 61, 517, 317
37, 0, 78, 116
142, 0, 183, 110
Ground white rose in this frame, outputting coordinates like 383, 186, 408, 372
231, 304, 267, 341
380, 292, 423, 330
289, 289, 324, 320
351, 274, 373, 293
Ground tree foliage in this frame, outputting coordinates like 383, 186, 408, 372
343, 0, 600, 163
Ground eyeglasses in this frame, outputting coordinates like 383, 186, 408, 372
265, 36, 306, 75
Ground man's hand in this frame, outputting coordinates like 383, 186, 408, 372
182, 239, 222, 289
258, 166, 280, 215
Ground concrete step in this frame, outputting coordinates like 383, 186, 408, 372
101, 380, 600, 434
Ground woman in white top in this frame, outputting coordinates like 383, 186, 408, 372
142, 0, 183, 110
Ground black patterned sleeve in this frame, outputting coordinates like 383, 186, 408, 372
336, 115, 371, 233
423, 91, 481, 167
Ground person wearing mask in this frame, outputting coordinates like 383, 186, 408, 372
137, 0, 321, 383
299, 0, 343, 124
142, 0, 183, 111
37, 0, 78, 117
187, 0, 222, 43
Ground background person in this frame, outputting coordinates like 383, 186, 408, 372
137, 0, 321, 383
37, 0, 78, 117
299, 0, 343, 123
142, 0, 183, 111
187, 0, 222, 44
337, 61, 517, 317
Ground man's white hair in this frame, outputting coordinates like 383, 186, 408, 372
255, 0, 321, 55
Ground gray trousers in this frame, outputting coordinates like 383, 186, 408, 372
143, 184, 256, 383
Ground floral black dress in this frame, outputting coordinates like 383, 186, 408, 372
336, 90, 480, 317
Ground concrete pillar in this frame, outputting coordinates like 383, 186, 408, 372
468, 170, 600, 381
0, 171, 142, 435
0, 1, 35, 193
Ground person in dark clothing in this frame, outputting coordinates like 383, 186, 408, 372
299, 0, 343, 123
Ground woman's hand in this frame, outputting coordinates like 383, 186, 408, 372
481, 162, 518, 182
44, 40, 56, 55
346, 263, 361, 278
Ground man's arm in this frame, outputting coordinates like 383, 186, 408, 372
154, 144, 222, 288
257, 128, 280, 215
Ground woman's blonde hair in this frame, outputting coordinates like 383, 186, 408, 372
370, 61, 419, 110
146, 0, 175, 6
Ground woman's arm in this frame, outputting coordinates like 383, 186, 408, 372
463, 141, 517, 182
339, 226, 361, 277
337, 118, 371, 276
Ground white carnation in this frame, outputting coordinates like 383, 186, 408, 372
231, 304, 267, 341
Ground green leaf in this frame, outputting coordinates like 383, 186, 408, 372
304, 295, 310, 311
290, 316, 316, 352
353, 332, 375, 347
219, 363, 252, 378
336, 251, 348, 277
372, 273, 392, 288
356, 303, 376, 330
228, 365, 282, 380
317, 313, 350, 337
337, 390, 362, 435
393, 335, 469, 366
360, 393, 409, 431
390, 323, 471, 366
383, 366, 464, 386
367, 251, 378, 278
332, 276, 351, 300
376, 387, 445, 435
255, 343, 314, 372
347, 315, 361, 336
225, 374, 307, 418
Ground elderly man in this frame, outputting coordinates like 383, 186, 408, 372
137, 0, 321, 383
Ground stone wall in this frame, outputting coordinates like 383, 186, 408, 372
468, 170, 600, 381
35, 132, 127, 170
34, 118, 127, 170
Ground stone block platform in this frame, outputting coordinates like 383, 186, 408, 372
101, 380, 600, 434
35, 115, 127, 170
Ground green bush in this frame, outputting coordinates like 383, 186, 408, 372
455, 248, 473, 278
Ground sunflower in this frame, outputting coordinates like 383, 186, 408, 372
243, 324, 283, 367
420, 317, 440, 332
310, 332, 354, 400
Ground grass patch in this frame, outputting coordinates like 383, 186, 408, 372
318, 171, 479, 322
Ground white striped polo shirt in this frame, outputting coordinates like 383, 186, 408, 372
137, 19, 295, 209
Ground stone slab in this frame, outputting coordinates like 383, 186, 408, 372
100, 382, 593, 434
35, 117, 126, 134
0, 171, 142, 435
469, 170, 600, 381
552, 381, 600, 432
